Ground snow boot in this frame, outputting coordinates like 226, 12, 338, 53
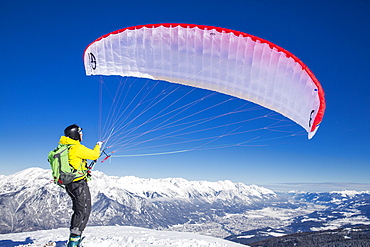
67, 234, 84, 247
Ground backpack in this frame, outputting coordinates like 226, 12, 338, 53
48, 144, 78, 186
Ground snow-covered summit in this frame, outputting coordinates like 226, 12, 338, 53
0, 167, 276, 203
330, 190, 370, 197
89, 170, 275, 203
0, 167, 51, 193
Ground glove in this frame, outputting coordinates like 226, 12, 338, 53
97, 141, 103, 147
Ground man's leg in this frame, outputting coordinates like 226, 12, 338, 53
66, 179, 92, 236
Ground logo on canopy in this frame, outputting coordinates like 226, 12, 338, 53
89, 53, 96, 70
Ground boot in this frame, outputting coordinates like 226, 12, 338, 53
67, 234, 82, 247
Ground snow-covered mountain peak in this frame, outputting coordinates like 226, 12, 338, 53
88, 169, 276, 202
0, 167, 51, 193
0, 167, 276, 206
330, 190, 370, 197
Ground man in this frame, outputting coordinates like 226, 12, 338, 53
59, 124, 101, 247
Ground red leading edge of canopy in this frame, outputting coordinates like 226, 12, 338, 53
84, 23, 326, 134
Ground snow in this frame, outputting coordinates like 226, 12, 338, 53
236, 235, 255, 239
261, 231, 286, 237
310, 216, 370, 232
235, 206, 323, 221
0, 226, 247, 247
330, 190, 369, 197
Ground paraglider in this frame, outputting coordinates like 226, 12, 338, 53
83, 23, 325, 155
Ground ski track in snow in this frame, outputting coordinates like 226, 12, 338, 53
0, 226, 247, 247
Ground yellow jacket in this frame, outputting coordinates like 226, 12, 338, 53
59, 136, 100, 181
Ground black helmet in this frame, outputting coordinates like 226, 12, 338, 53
64, 124, 82, 141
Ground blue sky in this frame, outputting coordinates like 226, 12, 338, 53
1, 0, 369, 191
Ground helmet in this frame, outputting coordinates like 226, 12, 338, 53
64, 124, 82, 141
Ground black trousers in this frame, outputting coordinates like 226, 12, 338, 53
65, 179, 91, 236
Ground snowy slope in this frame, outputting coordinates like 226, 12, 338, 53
0, 225, 247, 247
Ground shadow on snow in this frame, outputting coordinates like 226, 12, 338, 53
0, 238, 67, 247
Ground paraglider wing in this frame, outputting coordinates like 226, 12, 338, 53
84, 23, 325, 139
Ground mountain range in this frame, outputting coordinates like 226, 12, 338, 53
1, 167, 369, 245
